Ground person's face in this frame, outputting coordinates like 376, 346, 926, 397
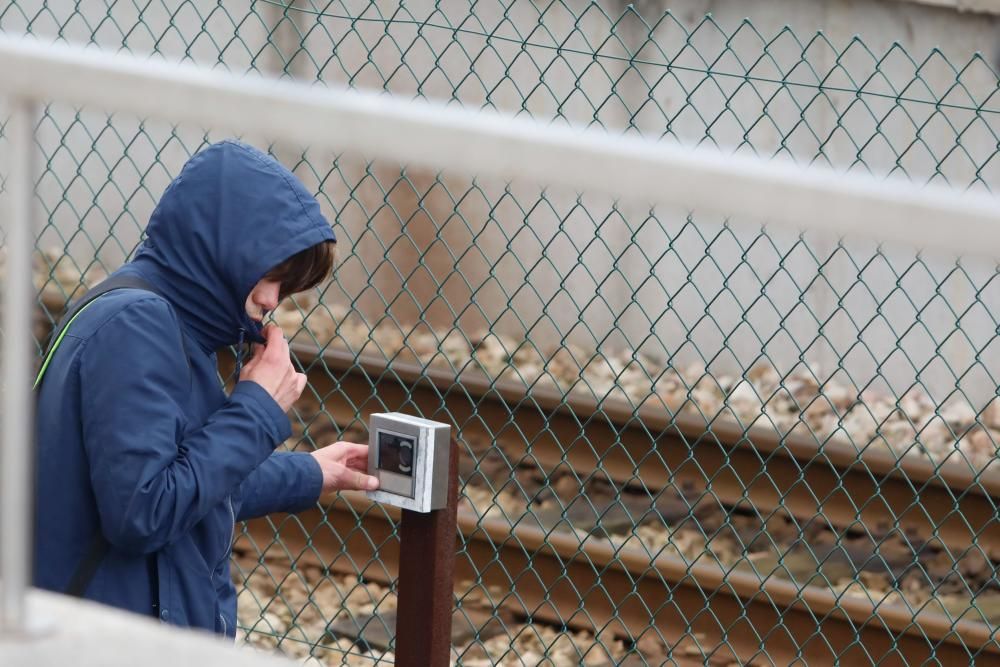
245, 278, 281, 322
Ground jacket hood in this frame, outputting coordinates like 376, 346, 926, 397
124, 140, 336, 351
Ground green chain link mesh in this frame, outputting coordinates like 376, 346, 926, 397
4, 0, 1000, 664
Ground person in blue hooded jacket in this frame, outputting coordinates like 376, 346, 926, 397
33, 140, 379, 636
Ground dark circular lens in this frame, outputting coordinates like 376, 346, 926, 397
399, 443, 413, 467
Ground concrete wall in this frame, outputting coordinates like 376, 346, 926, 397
4, 0, 1000, 403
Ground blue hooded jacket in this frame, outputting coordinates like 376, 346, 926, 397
34, 140, 335, 636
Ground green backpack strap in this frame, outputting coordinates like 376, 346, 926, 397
34, 299, 101, 388
35, 273, 164, 389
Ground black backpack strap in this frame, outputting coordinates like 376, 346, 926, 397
36, 273, 163, 599
40, 274, 163, 373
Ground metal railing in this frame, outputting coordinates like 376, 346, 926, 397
0, 95, 36, 635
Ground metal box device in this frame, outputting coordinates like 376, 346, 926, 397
365, 412, 452, 513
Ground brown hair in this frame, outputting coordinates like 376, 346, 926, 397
265, 240, 337, 300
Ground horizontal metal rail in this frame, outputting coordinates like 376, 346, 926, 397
0, 35, 999, 260
244, 494, 995, 665
277, 343, 1000, 560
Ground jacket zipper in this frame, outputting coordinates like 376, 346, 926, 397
223, 496, 235, 566
213, 496, 236, 582
229, 328, 243, 559
218, 495, 236, 637
221, 325, 246, 638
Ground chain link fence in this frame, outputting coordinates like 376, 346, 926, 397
5, 0, 1000, 664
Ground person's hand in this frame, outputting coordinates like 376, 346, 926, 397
310, 441, 380, 494
239, 324, 307, 412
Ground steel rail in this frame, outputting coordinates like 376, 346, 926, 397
279, 343, 1000, 561
243, 493, 997, 665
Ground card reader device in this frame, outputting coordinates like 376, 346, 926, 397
365, 412, 452, 513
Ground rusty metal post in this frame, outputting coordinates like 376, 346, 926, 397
394, 438, 458, 666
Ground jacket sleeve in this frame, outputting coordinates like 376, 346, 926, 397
235, 451, 323, 521
79, 297, 292, 554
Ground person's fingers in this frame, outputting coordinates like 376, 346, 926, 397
315, 460, 379, 493
336, 442, 370, 459
294, 373, 307, 394
334, 445, 370, 471
354, 471, 379, 491
259, 324, 277, 358
262, 324, 288, 361
261, 323, 280, 341
342, 456, 368, 472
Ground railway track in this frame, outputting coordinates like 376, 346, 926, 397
246, 496, 999, 665
231, 539, 639, 666
223, 342, 1000, 665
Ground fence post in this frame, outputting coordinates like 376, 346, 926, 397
394, 437, 458, 666
1, 96, 37, 636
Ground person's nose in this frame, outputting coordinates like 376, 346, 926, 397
258, 283, 280, 312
